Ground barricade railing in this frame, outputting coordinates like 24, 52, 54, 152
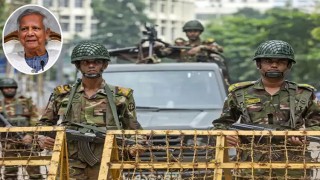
0, 126, 69, 179
98, 130, 320, 180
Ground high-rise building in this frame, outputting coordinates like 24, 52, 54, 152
144, 0, 195, 42
196, 0, 319, 22
35, 0, 97, 43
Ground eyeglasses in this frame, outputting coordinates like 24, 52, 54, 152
261, 59, 289, 65
80, 60, 104, 66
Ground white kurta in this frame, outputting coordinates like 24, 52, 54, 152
3, 40, 62, 75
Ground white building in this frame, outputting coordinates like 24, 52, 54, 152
34, 0, 96, 43
144, 0, 195, 42
33, 0, 196, 43
196, 0, 319, 22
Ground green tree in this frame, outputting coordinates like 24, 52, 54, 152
91, 0, 150, 48
0, 0, 32, 53
0, 1, 9, 53
204, 8, 320, 89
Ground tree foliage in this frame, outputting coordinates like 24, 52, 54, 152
204, 8, 320, 89
91, 0, 150, 48
0, 1, 9, 53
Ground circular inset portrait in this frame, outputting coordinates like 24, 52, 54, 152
2, 4, 63, 75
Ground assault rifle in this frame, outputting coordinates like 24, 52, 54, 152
46, 123, 141, 166
230, 123, 320, 142
0, 113, 25, 139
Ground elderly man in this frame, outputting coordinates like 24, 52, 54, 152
4, 8, 61, 74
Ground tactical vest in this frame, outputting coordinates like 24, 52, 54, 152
230, 80, 314, 129
53, 79, 122, 130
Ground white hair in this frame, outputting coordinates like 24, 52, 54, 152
16, 9, 49, 31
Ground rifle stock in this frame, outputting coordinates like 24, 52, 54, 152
45, 123, 139, 166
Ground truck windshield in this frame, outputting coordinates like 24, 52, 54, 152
103, 70, 224, 109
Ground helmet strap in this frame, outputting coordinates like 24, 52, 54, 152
82, 72, 101, 79
265, 72, 283, 78
256, 61, 261, 69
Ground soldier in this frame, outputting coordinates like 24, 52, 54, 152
179, 20, 223, 62
0, 78, 41, 179
38, 41, 144, 180
212, 40, 320, 179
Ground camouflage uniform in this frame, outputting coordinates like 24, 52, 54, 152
39, 41, 142, 180
214, 80, 320, 130
40, 81, 139, 129
0, 96, 38, 126
212, 40, 320, 180
0, 78, 40, 179
177, 38, 223, 63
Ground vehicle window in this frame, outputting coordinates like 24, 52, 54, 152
104, 70, 224, 109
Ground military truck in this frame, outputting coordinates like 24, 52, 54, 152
103, 23, 229, 179
103, 62, 227, 179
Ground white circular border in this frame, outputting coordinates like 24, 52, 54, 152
2, 4, 63, 75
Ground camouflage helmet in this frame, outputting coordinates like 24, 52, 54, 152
253, 40, 295, 63
182, 20, 204, 32
0, 78, 18, 88
71, 41, 110, 63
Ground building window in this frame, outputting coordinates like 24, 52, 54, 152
75, 16, 84, 20
76, 23, 84, 32
171, 27, 175, 40
258, 0, 268, 2
43, 0, 53, 7
150, 1, 155, 11
161, 26, 166, 36
60, 15, 70, 20
61, 23, 69, 31
59, 0, 69, 7
230, 0, 234, 2
242, 0, 247, 2
75, 0, 83, 7
160, 3, 166, 13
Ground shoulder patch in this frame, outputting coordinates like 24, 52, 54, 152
53, 84, 71, 95
298, 84, 316, 91
203, 38, 215, 44
115, 86, 133, 97
228, 81, 255, 92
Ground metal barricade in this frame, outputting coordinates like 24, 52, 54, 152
0, 126, 69, 179
98, 130, 320, 180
